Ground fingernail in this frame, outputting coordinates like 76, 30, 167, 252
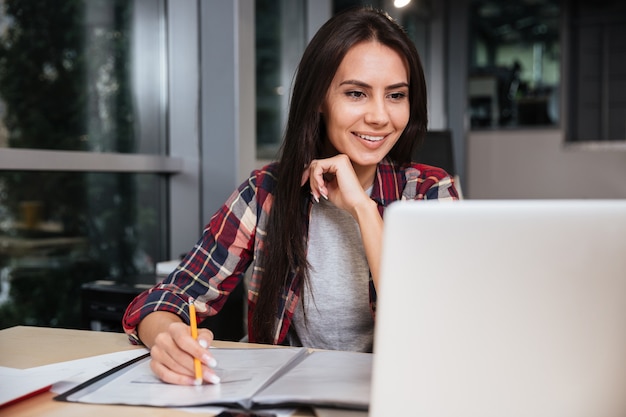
311, 192, 319, 203
205, 371, 221, 384
203, 353, 218, 368
199, 339, 209, 349
321, 192, 328, 200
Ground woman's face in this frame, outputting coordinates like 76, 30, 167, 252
321, 41, 410, 171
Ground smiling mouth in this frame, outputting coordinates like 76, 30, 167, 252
355, 132, 385, 142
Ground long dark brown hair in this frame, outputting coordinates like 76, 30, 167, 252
251, 7, 428, 343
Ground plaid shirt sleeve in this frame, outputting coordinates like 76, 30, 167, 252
122, 169, 270, 345
403, 163, 459, 201
372, 160, 459, 206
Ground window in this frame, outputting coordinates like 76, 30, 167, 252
333, 0, 384, 13
566, 0, 626, 142
0, 0, 171, 329
467, 0, 561, 129
255, 0, 306, 160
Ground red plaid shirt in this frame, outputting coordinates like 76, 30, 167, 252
122, 159, 458, 345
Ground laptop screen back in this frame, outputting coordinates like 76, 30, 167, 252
371, 200, 626, 417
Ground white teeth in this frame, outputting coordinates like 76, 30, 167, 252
356, 133, 384, 142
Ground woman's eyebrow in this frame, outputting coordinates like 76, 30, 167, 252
386, 82, 409, 90
339, 79, 370, 88
339, 79, 409, 90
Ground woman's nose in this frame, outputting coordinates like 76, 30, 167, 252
364, 97, 389, 126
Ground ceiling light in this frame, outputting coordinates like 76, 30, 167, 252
394, 0, 411, 8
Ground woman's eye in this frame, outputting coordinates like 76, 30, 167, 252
346, 91, 365, 99
389, 92, 407, 100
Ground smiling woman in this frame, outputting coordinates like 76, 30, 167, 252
321, 41, 411, 174
123, 7, 458, 387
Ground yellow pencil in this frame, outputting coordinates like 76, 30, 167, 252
188, 299, 203, 386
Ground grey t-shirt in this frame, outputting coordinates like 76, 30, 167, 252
288, 195, 375, 352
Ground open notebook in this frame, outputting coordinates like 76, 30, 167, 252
370, 199, 626, 417
55, 347, 371, 411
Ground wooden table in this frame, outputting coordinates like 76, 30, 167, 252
0, 326, 317, 417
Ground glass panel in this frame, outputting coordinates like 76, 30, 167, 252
255, 0, 306, 160
0, 0, 168, 331
468, 0, 561, 129
0, 171, 166, 329
0, 0, 166, 154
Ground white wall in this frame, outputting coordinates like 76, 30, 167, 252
466, 129, 626, 199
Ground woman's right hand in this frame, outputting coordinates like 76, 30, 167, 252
137, 311, 220, 385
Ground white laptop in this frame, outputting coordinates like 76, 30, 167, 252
370, 199, 626, 417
